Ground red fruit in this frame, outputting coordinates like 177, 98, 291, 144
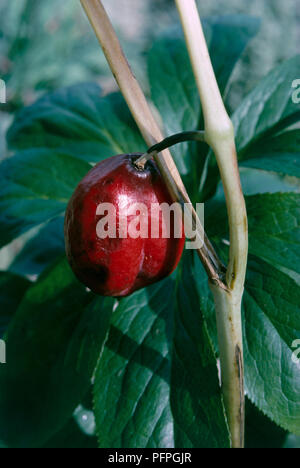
64, 153, 185, 297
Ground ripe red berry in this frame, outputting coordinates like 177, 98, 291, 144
65, 153, 185, 297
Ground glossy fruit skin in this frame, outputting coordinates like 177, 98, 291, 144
65, 153, 185, 297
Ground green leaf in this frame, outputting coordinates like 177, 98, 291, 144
93, 280, 175, 448
7, 84, 146, 163
201, 56, 300, 202
241, 169, 300, 196
204, 15, 260, 96
148, 36, 200, 175
148, 16, 259, 176
243, 256, 300, 436
0, 258, 113, 447
195, 254, 300, 437
171, 252, 230, 448
9, 217, 65, 277
0, 271, 30, 337
44, 389, 98, 448
233, 55, 300, 153
194, 193, 300, 435
1, 84, 147, 248
203, 193, 300, 280
240, 130, 300, 178
93, 270, 229, 449
247, 193, 300, 279
0, 148, 90, 249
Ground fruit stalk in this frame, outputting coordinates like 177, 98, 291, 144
135, 130, 206, 168
80, 0, 226, 287
175, 0, 248, 448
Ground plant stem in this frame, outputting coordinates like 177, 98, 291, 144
80, 0, 226, 288
175, 0, 248, 448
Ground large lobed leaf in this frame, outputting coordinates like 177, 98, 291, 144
7, 84, 146, 163
201, 55, 300, 198
243, 256, 300, 436
240, 130, 300, 178
233, 55, 300, 153
0, 86, 146, 251
0, 259, 113, 447
93, 271, 229, 448
93, 280, 176, 448
9, 217, 65, 277
170, 253, 230, 448
0, 148, 90, 249
195, 193, 300, 435
148, 16, 260, 176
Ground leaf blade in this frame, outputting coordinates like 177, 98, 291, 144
233, 55, 300, 153
171, 252, 230, 448
0, 258, 113, 447
194, 193, 300, 435
240, 130, 300, 178
93, 280, 175, 448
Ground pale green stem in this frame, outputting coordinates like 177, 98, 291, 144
175, 0, 248, 448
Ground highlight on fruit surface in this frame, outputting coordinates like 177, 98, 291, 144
64, 153, 185, 297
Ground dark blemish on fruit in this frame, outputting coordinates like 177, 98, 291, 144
81, 265, 109, 285
96, 265, 109, 282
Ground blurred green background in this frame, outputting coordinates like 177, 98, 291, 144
0, 0, 299, 137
